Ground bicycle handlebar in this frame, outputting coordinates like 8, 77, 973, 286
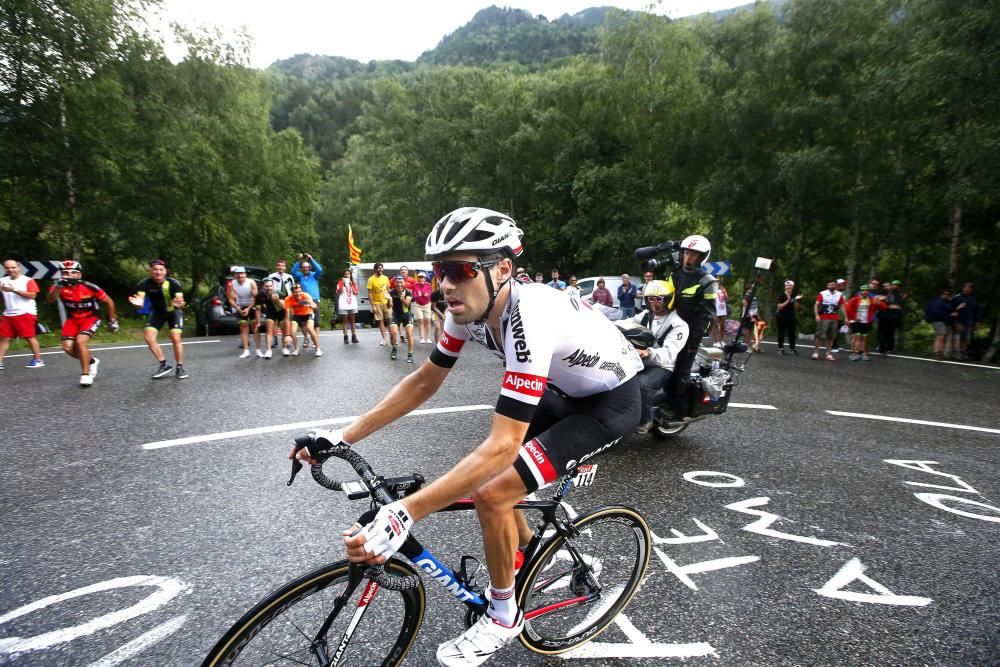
289, 433, 424, 591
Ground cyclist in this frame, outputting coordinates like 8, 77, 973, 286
128, 259, 188, 379
623, 280, 689, 434
664, 234, 717, 420
46, 260, 119, 386
292, 206, 642, 667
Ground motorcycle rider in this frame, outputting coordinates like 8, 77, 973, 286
664, 234, 718, 420
625, 280, 689, 434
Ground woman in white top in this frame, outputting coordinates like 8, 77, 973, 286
712, 277, 729, 346
336, 268, 359, 344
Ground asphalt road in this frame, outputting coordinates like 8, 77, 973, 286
1, 330, 998, 666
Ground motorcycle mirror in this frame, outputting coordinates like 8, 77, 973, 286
754, 257, 773, 270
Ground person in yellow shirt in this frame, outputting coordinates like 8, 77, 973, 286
367, 262, 391, 346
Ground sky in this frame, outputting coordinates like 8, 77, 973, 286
154, 0, 752, 69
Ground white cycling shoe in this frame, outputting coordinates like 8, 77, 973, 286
436, 610, 523, 666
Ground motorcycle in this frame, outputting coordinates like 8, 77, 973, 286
621, 242, 771, 438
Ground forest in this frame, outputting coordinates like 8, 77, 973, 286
2, 1, 998, 354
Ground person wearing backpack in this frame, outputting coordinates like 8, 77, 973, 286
623, 280, 689, 434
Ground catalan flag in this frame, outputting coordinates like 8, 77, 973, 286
348, 225, 362, 264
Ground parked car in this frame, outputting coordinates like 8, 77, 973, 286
575, 275, 642, 308
195, 265, 270, 336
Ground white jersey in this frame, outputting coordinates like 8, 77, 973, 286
432, 282, 642, 422
1, 275, 39, 316
230, 279, 254, 307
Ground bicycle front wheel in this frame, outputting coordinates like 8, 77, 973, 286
517, 505, 651, 654
202, 559, 425, 667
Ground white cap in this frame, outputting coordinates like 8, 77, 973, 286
231, 265, 246, 274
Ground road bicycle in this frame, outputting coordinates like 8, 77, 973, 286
202, 433, 652, 666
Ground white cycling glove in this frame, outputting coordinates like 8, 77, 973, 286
362, 502, 413, 559
304, 428, 351, 458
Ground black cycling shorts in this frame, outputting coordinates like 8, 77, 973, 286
146, 310, 183, 332
513, 376, 641, 493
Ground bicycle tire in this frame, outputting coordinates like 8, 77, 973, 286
517, 505, 651, 654
202, 559, 425, 667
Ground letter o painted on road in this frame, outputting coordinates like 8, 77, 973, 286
682, 471, 745, 488
914, 493, 1000, 523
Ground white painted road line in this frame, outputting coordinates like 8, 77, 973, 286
828, 411, 1000, 435
730, 403, 777, 410
142, 404, 494, 450
5, 340, 220, 358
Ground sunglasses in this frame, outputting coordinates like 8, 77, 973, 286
647, 296, 665, 302
432, 259, 499, 284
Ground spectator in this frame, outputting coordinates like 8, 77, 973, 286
48, 260, 119, 386
588, 278, 613, 307
253, 278, 285, 359
411, 271, 434, 344
336, 268, 360, 344
0, 259, 44, 369
845, 284, 886, 361
431, 283, 447, 342
514, 268, 532, 284
924, 288, 955, 359
712, 277, 729, 346
832, 278, 848, 352
876, 279, 906, 354
618, 274, 638, 319
267, 259, 296, 298
267, 258, 296, 348
775, 279, 800, 355
814, 279, 847, 361
128, 259, 187, 379
952, 282, 979, 360
367, 262, 392, 346
626, 280, 689, 434
534, 272, 544, 283
227, 266, 259, 358
740, 287, 759, 344
292, 253, 323, 347
399, 265, 416, 291
637, 270, 655, 313
750, 314, 768, 353
388, 275, 414, 363
565, 275, 581, 299
548, 269, 566, 290
283, 283, 321, 357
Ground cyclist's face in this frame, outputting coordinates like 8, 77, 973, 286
439, 252, 507, 325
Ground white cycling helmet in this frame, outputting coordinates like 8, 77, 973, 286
425, 207, 524, 260
680, 235, 711, 264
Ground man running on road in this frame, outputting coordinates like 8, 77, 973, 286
47, 260, 119, 386
128, 259, 188, 379
292, 207, 642, 667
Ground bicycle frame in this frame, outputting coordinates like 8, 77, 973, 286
319, 472, 587, 663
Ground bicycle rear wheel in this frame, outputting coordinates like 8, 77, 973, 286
517, 505, 651, 654
202, 559, 425, 667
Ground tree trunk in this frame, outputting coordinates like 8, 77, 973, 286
947, 200, 961, 286
59, 90, 81, 260
845, 172, 862, 288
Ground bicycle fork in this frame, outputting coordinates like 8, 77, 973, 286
311, 563, 374, 667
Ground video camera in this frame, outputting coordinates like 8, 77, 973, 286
633, 240, 683, 274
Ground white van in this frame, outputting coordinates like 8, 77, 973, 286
352, 261, 434, 326
575, 275, 643, 308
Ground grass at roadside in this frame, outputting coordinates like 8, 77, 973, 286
3, 316, 192, 352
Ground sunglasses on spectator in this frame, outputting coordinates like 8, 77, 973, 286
432, 259, 500, 284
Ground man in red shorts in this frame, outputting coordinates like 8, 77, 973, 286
0, 259, 44, 370
46, 260, 119, 386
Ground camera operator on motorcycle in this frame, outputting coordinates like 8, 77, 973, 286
664, 234, 718, 420
622, 280, 689, 434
